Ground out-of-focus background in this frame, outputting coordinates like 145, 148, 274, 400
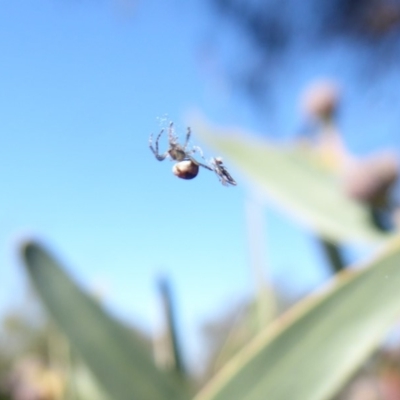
2, 0, 400, 398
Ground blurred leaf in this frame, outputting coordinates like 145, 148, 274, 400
193, 118, 393, 244
67, 359, 110, 400
21, 241, 190, 400
194, 236, 400, 400
207, 300, 262, 375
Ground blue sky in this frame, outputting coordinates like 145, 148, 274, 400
1, 0, 398, 369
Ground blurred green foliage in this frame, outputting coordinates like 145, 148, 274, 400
3, 98, 400, 399
11, 131, 400, 398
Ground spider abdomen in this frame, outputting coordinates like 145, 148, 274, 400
172, 160, 199, 180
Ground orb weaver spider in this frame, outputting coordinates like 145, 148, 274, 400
149, 122, 213, 179
149, 122, 236, 186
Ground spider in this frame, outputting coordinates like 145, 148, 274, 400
149, 122, 237, 186
211, 157, 237, 186
149, 122, 213, 180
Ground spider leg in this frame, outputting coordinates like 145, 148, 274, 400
188, 145, 213, 171
188, 155, 213, 171
168, 122, 176, 143
191, 145, 205, 159
149, 129, 169, 161
183, 127, 191, 149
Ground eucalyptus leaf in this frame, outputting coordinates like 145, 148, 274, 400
194, 236, 400, 400
192, 118, 392, 244
21, 241, 190, 400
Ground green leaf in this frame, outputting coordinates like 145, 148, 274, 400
194, 236, 400, 400
21, 241, 190, 400
193, 118, 392, 244
67, 359, 110, 400
207, 301, 263, 376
